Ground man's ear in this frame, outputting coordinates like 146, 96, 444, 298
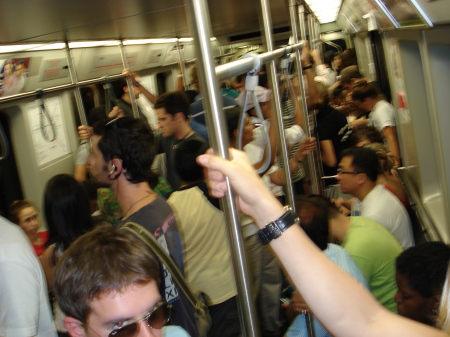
64, 317, 87, 337
174, 111, 186, 122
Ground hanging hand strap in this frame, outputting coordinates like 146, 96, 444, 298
121, 222, 202, 310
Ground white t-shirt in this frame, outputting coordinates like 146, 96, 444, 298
351, 184, 414, 249
368, 100, 396, 131
0, 217, 57, 337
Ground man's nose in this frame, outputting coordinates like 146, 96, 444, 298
138, 320, 160, 337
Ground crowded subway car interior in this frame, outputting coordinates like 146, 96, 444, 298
1, 0, 450, 336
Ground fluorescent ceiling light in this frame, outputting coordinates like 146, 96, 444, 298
0, 44, 42, 53
305, 0, 342, 23
69, 41, 119, 48
28, 43, 66, 51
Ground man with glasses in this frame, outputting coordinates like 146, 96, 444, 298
87, 116, 197, 336
334, 147, 414, 249
54, 226, 189, 337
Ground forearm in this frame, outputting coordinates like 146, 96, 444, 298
139, 86, 158, 105
383, 127, 401, 166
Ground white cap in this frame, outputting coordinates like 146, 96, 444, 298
236, 86, 272, 111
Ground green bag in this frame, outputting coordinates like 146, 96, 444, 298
121, 222, 212, 337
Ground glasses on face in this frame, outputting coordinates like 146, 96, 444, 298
88, 302, 171, 337
337, 167, 363, 175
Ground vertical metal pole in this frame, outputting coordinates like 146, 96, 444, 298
185, 1, 259, 336
307, 14, 313, 49
296, 5, 322, 195
64, 42, 88, 126
119, 41, 140, 119
298, 5, 307, 41
316, 18, 323, 58
260, 0, 295, 209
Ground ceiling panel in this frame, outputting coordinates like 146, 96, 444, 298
0, 0, 290, 44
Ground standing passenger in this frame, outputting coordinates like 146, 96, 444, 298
54, 226, 190, 337
168, 139, 239, 337
154, 91, 208, 191
87, 116, 198, 336
0, 216, 57, 337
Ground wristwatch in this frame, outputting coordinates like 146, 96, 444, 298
258, 206, 299, 244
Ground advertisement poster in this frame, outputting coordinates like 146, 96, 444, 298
0, 57, 31, 97
27, 96, 70, 166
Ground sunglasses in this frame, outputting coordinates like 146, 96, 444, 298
89, 302, 171, 337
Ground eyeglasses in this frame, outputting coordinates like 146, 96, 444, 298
87, 302, 171, 337
337, 167, 363, 175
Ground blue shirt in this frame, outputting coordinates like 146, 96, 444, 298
286, 244, 369, 337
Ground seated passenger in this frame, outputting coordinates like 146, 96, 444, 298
197, 148, 445, 337
285, 195, 369, 337
335, 147, 414, 248
395, 242, 450, 326
364, 142, 409, 208
297, 194, 402, 312
350, 125, 384, 148
9, 199, 48, 256
53, 225, 190, 337
351, 79, 401, 165
168, 139, 239, 337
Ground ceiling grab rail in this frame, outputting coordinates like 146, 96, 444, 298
324, 40, 343, 54
36, 90, 56, 142
237, 53, 272, 175
0, 121, 10, 161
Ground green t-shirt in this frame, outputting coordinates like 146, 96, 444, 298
342, 216, 403, 312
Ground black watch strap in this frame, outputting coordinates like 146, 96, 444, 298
258, 206, 299, 244
302, 64, 313, 70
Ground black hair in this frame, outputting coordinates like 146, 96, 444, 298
224, 105, 242, 140
113, 78, 128, 99
396, 242, 450, 298
154, 91, 190, 119
340, 147, 379, 182
174, 139, 209, 183
295, 195, 341, 251
44, 174, 94, 259
92, 116, 156, 184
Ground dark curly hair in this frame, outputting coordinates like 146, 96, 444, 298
93, 116, 156, 184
